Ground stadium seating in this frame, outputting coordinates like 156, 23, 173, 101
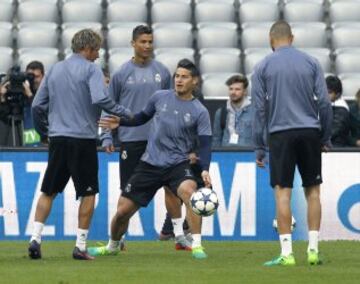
107, 0, 148, 23
332, 22, 360, 49
241, 22, 273, 49
107, 22, 146, 49
17, 22, 58, 48
335, 48, 360, 74
239, 0, 279, 23
151, 0, 191, 23
283, 0, 324, 22
65, 47, 106, 68
0, 47, 13, 73
152, 23, 193, 48
243, 48, 272, 75
197, 22, 238, 49
291, 22, 327, 48
202, 72, 241, 98
61, 22, 102, 49
195, 1, 235, 23
329, 0, 360, 22
18, 47, 59, 71
300, 48, 332, 73
0, 22, 13, 47
17, 0, 59, 23
338, 73, 360, 99
154, 48, 194, 75
0, 0, 14, 22
199, 48, 241, 74
62, 0, 102, 23
108, 48, 133, 74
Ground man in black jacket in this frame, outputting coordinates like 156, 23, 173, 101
326, 75, 351, 147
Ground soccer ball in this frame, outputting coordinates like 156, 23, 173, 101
272, 216, 296, 232
190, 187, 219, 217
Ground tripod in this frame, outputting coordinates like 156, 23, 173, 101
9, 114, 24, 147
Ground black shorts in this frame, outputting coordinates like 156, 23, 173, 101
119, 141, 147, 191
190, 162, 205, 188
269, 128, 322, 188
122, 161, 197, 207
41, 136, 99, 199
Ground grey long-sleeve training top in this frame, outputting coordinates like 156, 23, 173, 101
32, 53, 132, 139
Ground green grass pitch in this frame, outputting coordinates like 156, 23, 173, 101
0, 241, 359, 284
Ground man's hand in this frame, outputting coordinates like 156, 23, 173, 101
98, 115, 120, 130
102, 139, 115, 154
201, 170, 212, 188
188, 152, 199, 164
0, 82, 9, 102
255, 149, 266, 168
321, 141, 332, 152
356, 139, 360, 147
23, 80, 33, 98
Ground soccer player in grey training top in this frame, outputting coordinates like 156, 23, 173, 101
90, 59, 212, 259
101, 25, 171, 250
252, 20, 332, 266
28, 29, 132, 260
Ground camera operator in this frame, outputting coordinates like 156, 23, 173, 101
0, 61, 43, 147
23, 61, 45, 146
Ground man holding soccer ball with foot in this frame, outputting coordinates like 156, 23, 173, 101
90, 59, 214, 259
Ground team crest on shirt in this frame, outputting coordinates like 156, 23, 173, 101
184, 113, 191, 123
155, 73, 162, 82
161, 103, 167, 112
126, 76, 135, 85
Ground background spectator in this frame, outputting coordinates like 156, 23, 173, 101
326, 75, 351, 147
212, 75, 252, 148
349, 89, 360, 147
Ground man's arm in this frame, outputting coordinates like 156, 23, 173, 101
32, 72, 50, 138
89, 66, 132, 119
251, 65, 267, 166
314, 62, 333, 148
100, 72, 122, 151
196, 110, 213, 187
99, 92, 160, 129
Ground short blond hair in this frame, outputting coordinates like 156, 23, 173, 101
71, 29, 102, 53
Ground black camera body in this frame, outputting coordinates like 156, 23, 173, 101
4, 66, 34, 115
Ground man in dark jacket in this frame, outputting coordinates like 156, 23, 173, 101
326, 75, 351, 147
349, 89, 360, 147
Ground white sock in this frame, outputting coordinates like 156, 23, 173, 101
192, 234, 202, 249
172, 218, 183, 237
308, 230, 319, 252
75, 228, 88, 252
107, 238, 120, 252
30, 222, 44, 244
279, 234, 292, 257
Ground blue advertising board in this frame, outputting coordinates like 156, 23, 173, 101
0, 151, 359, 241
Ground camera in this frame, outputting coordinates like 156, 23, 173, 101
4, 65, 34, 115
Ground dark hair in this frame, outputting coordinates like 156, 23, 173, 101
226, 75, 248, 89
176, 59, 200, 77
356, 89, 360, 99
26, 61, 44, 75
132, 25, 152, 41
326, 75, 343, 96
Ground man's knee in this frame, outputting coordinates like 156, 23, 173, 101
177, 180, 197, 201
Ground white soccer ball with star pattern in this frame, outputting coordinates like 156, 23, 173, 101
190, 187, 219, 217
